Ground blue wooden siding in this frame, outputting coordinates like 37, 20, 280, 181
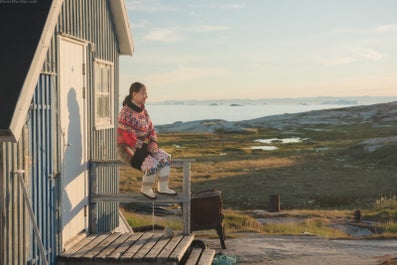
27, 74, 58, 265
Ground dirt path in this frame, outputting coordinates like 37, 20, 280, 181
199, 233, 397, 265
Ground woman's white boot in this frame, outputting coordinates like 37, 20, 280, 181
141, 173, 157, 199
157, 166, 177, 195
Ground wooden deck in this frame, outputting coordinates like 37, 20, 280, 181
72, 159, 216, 264
57, 232, 214, 265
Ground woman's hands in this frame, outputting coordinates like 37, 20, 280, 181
124, 146, 136, 158
148, 140, 159, 154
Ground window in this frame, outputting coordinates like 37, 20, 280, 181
94, 60, 114, 129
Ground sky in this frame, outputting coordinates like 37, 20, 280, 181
120, 0, 397, 102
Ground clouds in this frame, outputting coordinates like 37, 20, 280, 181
317, 22, 395, 66
141, 66, 229, 87
331, 24, 397, 34
375, 24, 397, 33
143, 25, 228, 43
126, 0, 237, 42
144, 27, 184, 43
119, 66, 229, 101
125, 0, 180, 13
317, 57, 356, 66
350, 47, 386, 61
126, 0, 246, 13
194, 25, 229, 32
317, 47, 387, 66
188, 3, 246, 9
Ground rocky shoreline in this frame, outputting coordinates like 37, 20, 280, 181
157, 101, 397, 133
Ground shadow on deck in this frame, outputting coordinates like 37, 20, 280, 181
57, 232, 215, 265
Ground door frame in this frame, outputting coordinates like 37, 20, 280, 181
57, 35, 88, 247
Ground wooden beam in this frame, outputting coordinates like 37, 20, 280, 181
182, 161, 191, 235
88, 158, 195, 168
91, 193, 189, 203
88, 159, 124, 167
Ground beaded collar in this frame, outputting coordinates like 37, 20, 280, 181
126, 99, 144, 113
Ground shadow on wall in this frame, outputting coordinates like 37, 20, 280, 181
62, 88, 87, 230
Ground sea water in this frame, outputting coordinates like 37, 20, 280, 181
146, 104, 355, 125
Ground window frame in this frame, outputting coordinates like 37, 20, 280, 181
94, 59, 114, 130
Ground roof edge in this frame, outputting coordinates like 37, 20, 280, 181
109, 0, 134, 55
7, 0, 63, 142
0, 130, 15, 143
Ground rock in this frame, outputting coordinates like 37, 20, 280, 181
199, 232, 397, 265
156, 102, 397, 133
361, 136, 397, 152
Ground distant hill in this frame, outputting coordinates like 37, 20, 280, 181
157, 101, 397, 133
321, 99, 358, 105
153, 96, 397, 106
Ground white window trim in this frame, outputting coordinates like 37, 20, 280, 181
94, 59, 114, 130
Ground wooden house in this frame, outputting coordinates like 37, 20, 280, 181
0, 0, 133, 264
0, 1, 216, 265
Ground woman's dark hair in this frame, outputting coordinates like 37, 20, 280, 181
123, 82, 145, 106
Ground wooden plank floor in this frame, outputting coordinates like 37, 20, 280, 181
57, 232, 194, 265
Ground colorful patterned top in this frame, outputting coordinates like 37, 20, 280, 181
117, 101, 170, 174
117, 103, 157, 150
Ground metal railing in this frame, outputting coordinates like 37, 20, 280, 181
14, 170, 49, 265
88, 159, 194, 235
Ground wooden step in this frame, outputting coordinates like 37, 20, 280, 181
183, 247, 216, 265
197, 249, 216, 265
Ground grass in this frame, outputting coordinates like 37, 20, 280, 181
121, 207, 348, 237
119, 115, 397, 238
223, 210, 263, 233
262, 218, 348, 238
223, 209, 348, 237
377, 256, 397, 265
120, 198, 397, 238
121, 208, 183, 231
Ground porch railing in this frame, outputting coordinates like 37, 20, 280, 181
88, 159, 194, 235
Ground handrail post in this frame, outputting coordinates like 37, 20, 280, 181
88, 162, 98, 234
182, 161, 191, 235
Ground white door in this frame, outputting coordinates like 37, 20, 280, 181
59, 37, 88, 244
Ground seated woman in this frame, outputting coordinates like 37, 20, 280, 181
117, 82, 176, 199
